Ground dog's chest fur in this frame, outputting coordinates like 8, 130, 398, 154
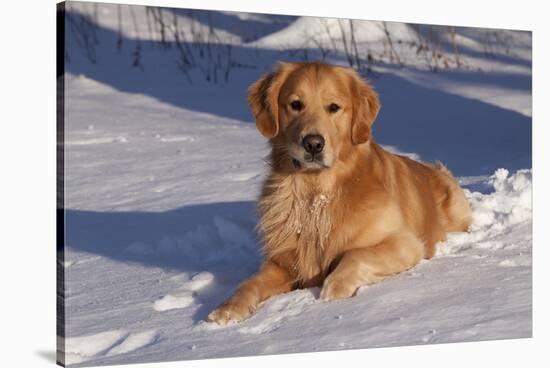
258, 174, 340, 285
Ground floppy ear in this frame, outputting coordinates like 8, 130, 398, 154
349, 72, 381, 145
248, 63, 296, 139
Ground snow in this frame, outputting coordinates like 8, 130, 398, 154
153, 293, 194, 312
152, 271, 217, 312
65, 330, 127, 359
254, 17, 418, 48
469, 169, 531, 230
62, 330, 158, 365
390, 68, 532, 117
106, 330, 158, 356
60, 3, 531, 367
438, 169, 532, 257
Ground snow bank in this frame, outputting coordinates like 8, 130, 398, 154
439, 168, 532, 256
470, 168, 532, 230
255, 16, 417, 49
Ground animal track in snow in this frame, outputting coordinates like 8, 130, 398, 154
153, 272, 215, 312
187, 271, 215, 291
153, 293, 195, 312
63, 329, 158, 365
107, 330, 158, 355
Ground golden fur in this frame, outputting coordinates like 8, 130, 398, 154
207, 62, 472, 325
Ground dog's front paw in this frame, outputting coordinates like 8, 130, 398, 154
206, 302, 256, 325
320, 276, 357, 301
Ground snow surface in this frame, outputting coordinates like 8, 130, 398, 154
60, 3, 531, 367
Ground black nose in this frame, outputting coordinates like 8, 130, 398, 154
302, 134, 325, 155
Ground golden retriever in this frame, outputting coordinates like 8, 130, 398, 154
207, 62, 472, 325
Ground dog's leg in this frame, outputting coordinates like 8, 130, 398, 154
320, 232, 424, 301
207, 261, 293, 325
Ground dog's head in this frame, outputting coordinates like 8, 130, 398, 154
248, 62, 380, 172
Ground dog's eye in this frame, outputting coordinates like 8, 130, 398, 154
328, 103, 341, 113
290, 100, 304, 111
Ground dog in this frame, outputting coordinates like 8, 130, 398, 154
207, 62, 472, 325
